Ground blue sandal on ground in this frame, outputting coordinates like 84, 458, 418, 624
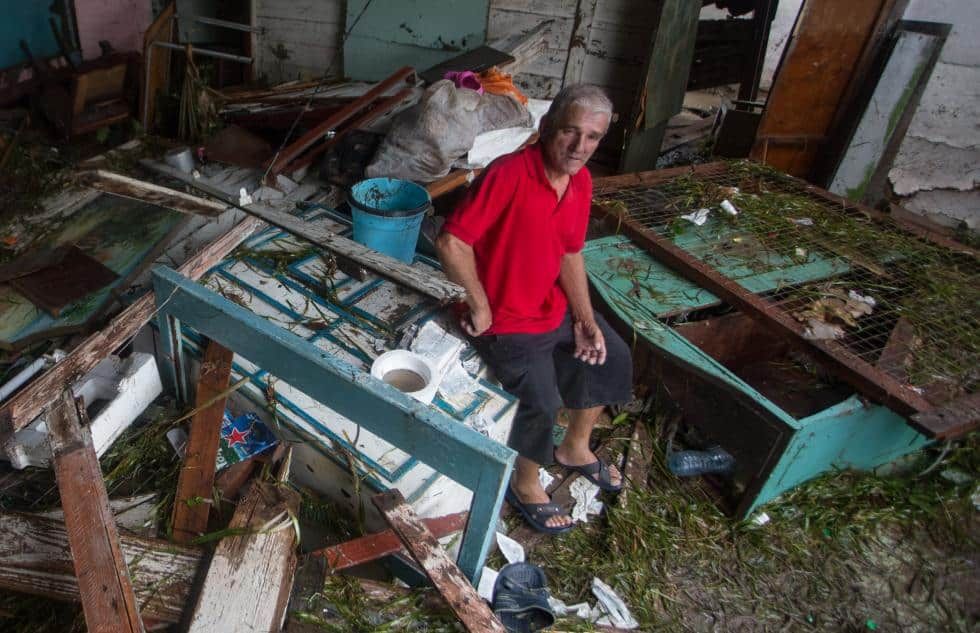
492, 562, 556, 633
554, 454, 623, 493
505, 486, 573, 535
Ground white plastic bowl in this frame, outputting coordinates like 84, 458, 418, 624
370, 350, 438, 405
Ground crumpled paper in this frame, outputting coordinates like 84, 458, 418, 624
569, 477, 604, 524
547, 576, 639, 629
477, 566, 498, 601
592, 576, 639, 629
496, 531, 525, 564
681, 208, 711, 226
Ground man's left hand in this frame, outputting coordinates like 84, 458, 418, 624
573, 320, 606, 365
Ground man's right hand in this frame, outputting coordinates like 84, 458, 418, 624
461, 304, 492, 337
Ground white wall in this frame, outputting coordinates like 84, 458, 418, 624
889, 0, 979, 229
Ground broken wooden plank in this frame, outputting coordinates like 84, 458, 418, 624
187, 473, 301, 632
47, 390, 143, 633
619, 418, 654, 507
488, 21, 553, 74
372, 490, 506, 633
0, 214, 264, 436
77, 170, 227, 216
0, 511, 202, 623
591, 203, 934, 420
171, 340, 234, 544
909, 392, 980, 440
265, 66, 416, 178
310, 511, 468, 572
562, 0, 598, 87
140, 159, 467, 303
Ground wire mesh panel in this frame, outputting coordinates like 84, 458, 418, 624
594, 162, 980, 402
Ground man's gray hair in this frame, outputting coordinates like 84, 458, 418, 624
543, 84, 613, 129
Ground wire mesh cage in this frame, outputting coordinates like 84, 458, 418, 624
593, 162, 980, 402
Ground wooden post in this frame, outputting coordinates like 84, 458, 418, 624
171, 340, 235, 544
373, 490, 506, 633
47, 390, 144, 633
187, 473, 302, 632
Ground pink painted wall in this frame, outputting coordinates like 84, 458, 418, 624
74, 0, 152, 59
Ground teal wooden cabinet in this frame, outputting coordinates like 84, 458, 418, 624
584, 236, 931, 517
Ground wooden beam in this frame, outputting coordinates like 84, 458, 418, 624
489, 21, 552, 74
187, 475, 301, 632
265, 67, 416, 179
141, 159, 466, 303
910, 393, 980, 440
47, 390, 143, 633
592, 205, 934, 419
0, 511, 202, 623
372, 491, 506, 633
562, 0, 598, 87
0, 214, 263, 437
171, 340, 235, 544
310, 511, 468, 572
77, 170, 226, 216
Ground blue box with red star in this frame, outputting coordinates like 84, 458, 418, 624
216, 411, 279, 470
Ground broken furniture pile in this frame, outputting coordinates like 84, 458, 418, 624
586, 161, 978, 517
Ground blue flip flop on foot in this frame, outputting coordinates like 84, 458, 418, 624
505, 486, 573, 535
554, 454, 623, 493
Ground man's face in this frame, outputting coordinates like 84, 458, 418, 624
541, 104, 610, 176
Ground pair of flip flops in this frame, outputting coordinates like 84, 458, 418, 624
554, 454, 623, 493
492, 562, 556, 632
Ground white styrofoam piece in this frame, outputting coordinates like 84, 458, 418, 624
5, 353, 162, 470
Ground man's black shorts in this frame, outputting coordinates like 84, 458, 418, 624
470, 311, 633, 465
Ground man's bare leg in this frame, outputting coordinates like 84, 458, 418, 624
553, 406, 622, 487
510, 456, 573, 529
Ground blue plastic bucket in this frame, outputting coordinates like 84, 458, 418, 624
348, 178, 431, 263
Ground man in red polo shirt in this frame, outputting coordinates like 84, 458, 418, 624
436, 85, 632, 533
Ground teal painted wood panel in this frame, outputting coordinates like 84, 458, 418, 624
749, 395, 930, 515
1, 5, 62, 68
583, 235, 850, 317
0, 195, 183, 348
151, 266, 514, 583
586, 252, 798, 429
345, 0, 488, 81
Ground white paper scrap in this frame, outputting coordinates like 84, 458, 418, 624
848, 290, 877, 307
680, 208, 711, 226
790, 217, 814, 226
538, 468, 555, 491
477, 566, 498, 602
547, 597, 592, 619
495, 531, 525, 564
720, 199, 739, 216
411, 321, 464, 375
238, 187, 253, 206
591, 577, 639, 629
752, 511, 771, 526
569, 477, 603, 524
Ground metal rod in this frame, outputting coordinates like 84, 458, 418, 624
176, 14, 263, 34
151, 41, 253, 64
